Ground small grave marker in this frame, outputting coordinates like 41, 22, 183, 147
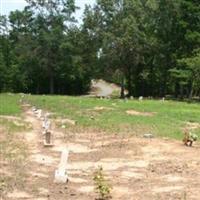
32, 107, 37, 112
43, 130, 53, 147
143, 133, 154, 138
54, 149, 69, 183
34, 109, 42, 118
42, 120, 51, 130
139, 96, 143, 101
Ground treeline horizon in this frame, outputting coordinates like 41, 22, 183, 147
0, 0, 200, 98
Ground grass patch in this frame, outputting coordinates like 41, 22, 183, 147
26, 95, 200, 139
0, 93, 28, 198
0, 127, 28, 198
0, 93, 21, 116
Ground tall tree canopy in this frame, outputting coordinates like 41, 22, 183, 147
0, 0, 199, 98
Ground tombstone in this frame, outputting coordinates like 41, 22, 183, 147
43, 130, 53, 147
54, 149, 69, 183
139, 96, 143, 101
37, 109, 42, 119
32, 107, 37, 112
162, 97, 165, 102
130, 96, 134, 100
143, 133, 154, 139
42, 119, 51, 130
34, 109, 42, 117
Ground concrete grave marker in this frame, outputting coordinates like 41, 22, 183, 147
34, 109, 42, 118
143, 133, 154, 138
139, 96, 143, 101
37, 109, 42, 119
54, 149, 69, 183
43, 130, 53, 147
42, 120, 51, 131
32, 107, 37, 112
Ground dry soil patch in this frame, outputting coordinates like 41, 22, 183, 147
126, 110, 156, 116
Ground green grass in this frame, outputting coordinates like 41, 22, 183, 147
26, 95, 200, 139
0, 93, 28, 197
0, 93, 21, 116
0, 93, 29, 132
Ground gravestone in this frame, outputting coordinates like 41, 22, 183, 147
32, 107, 37, 112
143, 133, 154, 138
35, 109, 42, 118
139, 96, 143, 101
42, 120, 51, 130
43, 130, 53, 147
54, 149, 69, 183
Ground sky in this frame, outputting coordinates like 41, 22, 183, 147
0, 0, 96, 22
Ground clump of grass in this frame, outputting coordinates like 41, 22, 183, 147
93, 166, 112, 200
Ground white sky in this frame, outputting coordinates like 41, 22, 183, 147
0, 0, 95, 22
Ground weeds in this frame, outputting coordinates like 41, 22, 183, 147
93, 166, 112, 200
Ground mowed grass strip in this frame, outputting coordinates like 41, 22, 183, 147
27, 95, 200, 139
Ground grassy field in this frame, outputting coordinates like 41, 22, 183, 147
1, 93, 200, 199
26, 95, 200, 139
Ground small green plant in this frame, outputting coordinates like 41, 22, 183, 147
93, 166, 112, 200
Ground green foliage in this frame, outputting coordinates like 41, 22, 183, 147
93, 166, 112, 200
0, 0, 200, 98
0, 0, 92, 95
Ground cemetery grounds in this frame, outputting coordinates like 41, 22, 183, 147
1, 93, 200, 199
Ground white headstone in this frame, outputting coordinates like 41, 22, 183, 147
37, 109, 42, 119
139, 96, 143, 101
32, 107, 37, 112
54, 149, 69, 183
43, 120, 51, 131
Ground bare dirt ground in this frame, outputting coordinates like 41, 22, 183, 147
4, 105, 200, 200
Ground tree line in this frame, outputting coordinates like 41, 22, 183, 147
0, 0, 200, 98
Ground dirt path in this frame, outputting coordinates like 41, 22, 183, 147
5, 106, 200, 200
6, 107, 69, 200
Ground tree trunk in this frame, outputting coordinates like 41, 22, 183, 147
36, 82, 40, 94
189, 85, 193, 99
127, 69, 133, 97
50, 74, 54, 94
120, 76, 125, 99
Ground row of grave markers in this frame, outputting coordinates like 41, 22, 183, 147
32, 107, 69, 183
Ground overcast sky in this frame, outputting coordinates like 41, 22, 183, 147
0, 0, 95, 22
